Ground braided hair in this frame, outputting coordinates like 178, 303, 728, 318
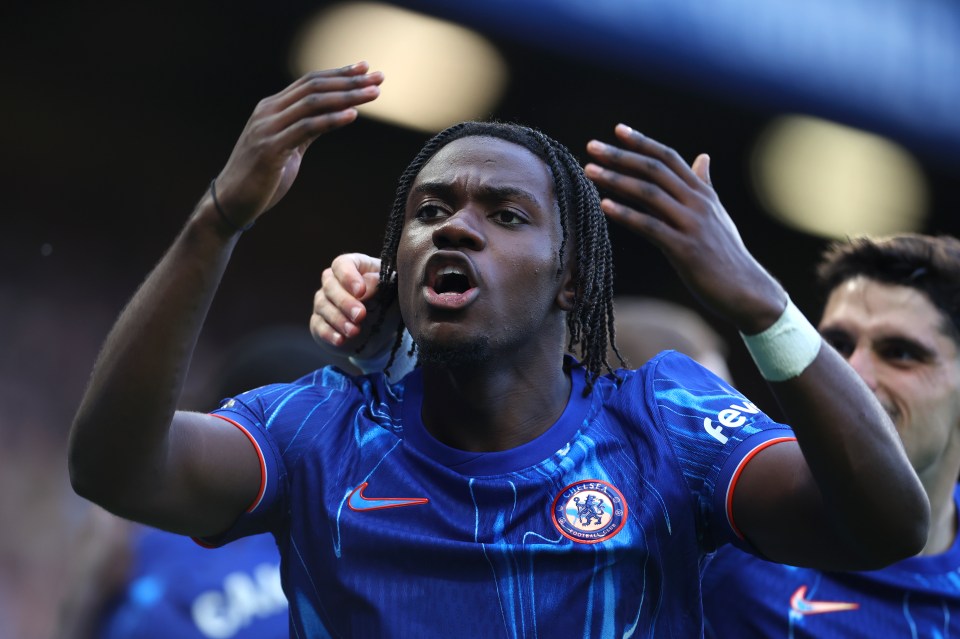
372, 121, 623, 392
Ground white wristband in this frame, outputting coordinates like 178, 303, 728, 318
739, 298, 821, 382
350, 328, 416, 382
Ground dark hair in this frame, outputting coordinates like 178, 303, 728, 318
817, 233, 960, 340
372, 121, 622, 391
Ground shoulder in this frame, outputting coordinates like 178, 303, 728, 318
211, 366, 406, 462
219, 366, 391, 419
602, 351, 769, 435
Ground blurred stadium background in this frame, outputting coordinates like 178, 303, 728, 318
1, 2, 957, 636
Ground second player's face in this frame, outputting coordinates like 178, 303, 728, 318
395, 135, 568, 364
819, 276, 960, 477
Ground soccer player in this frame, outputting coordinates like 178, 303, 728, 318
701, 233, 960, 637
68, 62, 927, 637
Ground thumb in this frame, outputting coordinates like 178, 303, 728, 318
348, 252, 382, 277
332, 253, 381, 298
691, 153, 712, 186
359, 272, 382, 302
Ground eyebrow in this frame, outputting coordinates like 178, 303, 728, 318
821, 325, 938, 359
881, 335, 936, 356
410, 180, 545, 208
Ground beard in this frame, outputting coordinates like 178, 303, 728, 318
415, 335, 491, 368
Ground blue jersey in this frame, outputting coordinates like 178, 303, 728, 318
98, 529, 287, 639
702, 484, 960, 638
204, 352, 794, 637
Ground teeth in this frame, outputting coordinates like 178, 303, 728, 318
439, 266, 464, 276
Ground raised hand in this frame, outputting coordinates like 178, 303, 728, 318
584, 124, 785, 334
213, 62, 383, 229
310, 252, 401, 359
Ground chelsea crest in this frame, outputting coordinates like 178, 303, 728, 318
552, 479, 627, 544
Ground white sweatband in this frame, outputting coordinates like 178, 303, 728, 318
350, 328, 416, 383
739, 297, 821, 382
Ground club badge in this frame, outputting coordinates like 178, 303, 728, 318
552, 479, 627, 544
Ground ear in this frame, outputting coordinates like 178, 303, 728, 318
556, 266, 577, 311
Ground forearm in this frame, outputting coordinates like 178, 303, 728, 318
771, 346, 927, 558
738, 301, 930, 568
68, 195, 239, 508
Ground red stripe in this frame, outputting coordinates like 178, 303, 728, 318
210, 413, 267, 513
726, 436, 797, 539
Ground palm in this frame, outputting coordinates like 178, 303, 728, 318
266, 149, 306, 212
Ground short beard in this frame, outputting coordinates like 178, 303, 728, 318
415, 336, 490, 368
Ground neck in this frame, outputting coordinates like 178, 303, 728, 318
921, 497, 957, 556
419, 354, 571, 452
918, 465, 958, 556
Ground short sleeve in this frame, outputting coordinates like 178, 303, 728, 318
194, 385, 293, 547
644, 351, 796, 552
196, 367, 361, 547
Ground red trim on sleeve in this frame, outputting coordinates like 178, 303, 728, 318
192, 537, 218, 549
210, 413, 268, 513
726, 436, 797, 539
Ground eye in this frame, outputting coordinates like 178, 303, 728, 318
415, 203, 449, 221
880, 346, 917, 363
877, 339, 929, 365
491, 209, 528, 226
821, 329, 854, 359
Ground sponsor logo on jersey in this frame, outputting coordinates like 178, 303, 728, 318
347, 482, 429, 511
704, 400, 760, 444
551, 479, 627, 544
789, 585, 859, 615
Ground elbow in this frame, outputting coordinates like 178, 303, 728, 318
68, 442, 128, 512
68, 414, 168, 517
887, 483, 932, 561
857, 492, 930, 569
67, 417, 119, 507
68, 456, 96, 503
891, 494, 931, 559
67, 429, 100, 503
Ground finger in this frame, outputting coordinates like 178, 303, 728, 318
289, 61, 372, 88
250, 73, 382, 152
310, 311, 348, 347
315, 276, 361, 338
691, 153, 712, 187
612, 124, 711, 196
332, 253, 381, 299
271, 84, 381, 150
266, 63, 381, 113
361, 272, 381, 301
321, 267, 365, 321
277, 71, 384, 117
586, 138, 693, 205
599, 198, 679, 251
583, 162, 688, 226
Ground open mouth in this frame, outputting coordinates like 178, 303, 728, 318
423, 257, 480, 309
433, 266, 472, 295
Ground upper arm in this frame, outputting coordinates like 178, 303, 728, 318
119, 411, 264, 538
729, 440, 850, 567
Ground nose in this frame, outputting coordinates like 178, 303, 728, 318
846, 346, 879, 392
432, 209, 486, 251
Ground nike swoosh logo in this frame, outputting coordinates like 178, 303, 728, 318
790, 586, 859, 615
347, 482, 429, 511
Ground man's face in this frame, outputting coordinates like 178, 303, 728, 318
819, 276, 960, 476
395, 136, 569, 366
